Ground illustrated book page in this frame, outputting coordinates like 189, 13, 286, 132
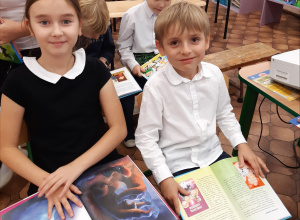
74, 155, 179, 220
248, 70, 300, 101
0, 193, 90, 220
175, 157, 291, 220
0, 17, 23, 64
111, 67, 142, 99
141, 54, 168, 80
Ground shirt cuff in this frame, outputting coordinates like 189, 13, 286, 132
128, 60, 139, 71
152, 163, 173, 185
230, 133, 247, 150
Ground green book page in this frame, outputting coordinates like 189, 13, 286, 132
210, 157, 291, 220
175, 166, 240, 220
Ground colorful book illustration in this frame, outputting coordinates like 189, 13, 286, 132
248, 70, 300, 101
0, 194, 90, 220
175, 157, 291, 220
141, 54, 168, 80
0, 156, 179, 220
111, 67, 142, 99
0, 17, 23, 64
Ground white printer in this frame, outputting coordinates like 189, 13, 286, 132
270, 49, 300, 90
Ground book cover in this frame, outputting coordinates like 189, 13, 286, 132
111, 67, 142, 99
289, 116, 300, 129
175, 157, 291, 220
0, 156, 178, 220
141, 54, 168, 80
0, 17, 23, 64
0, 193, 90, 220
248, 70, 300, 101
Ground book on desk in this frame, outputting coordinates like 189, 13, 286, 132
248, 70, 300, 101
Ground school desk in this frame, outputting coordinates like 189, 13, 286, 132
233, 61, 300, 156
107, 0, 206, 32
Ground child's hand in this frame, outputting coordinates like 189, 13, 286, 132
159, 177, 190, 216
132, 64, 145, 77
237, 143, 269, 178
38, 163, 83, 198
46, 186, 83, 220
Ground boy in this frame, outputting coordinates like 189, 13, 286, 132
135, 2, 269, 216
116, 0, 171, 148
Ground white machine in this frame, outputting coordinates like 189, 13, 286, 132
270, 49, 300, 90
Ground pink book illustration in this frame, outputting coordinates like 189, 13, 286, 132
178, 179, 209, 217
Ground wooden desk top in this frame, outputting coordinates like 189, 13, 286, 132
107, 0, 206, 18
239, 61, 300, 116
203, 43, 280, 72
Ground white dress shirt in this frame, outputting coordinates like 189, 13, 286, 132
135, 62, 246, 184
116, 0, 158, 71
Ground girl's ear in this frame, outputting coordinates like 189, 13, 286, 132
25, 19, 34, 37
155, 39, 165, 56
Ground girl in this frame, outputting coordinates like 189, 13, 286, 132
0, 0, 126, 219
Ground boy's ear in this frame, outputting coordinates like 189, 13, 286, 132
205, 34, 210, 51
25, 19, 34, 37
78, 20, 82, 36
155, 39, 165, 56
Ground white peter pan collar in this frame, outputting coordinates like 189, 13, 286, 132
23, 48, 86, 84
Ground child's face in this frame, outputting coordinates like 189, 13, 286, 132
27, 0, 82, 58
156, 25, 209, 79
147, 0, 172, 15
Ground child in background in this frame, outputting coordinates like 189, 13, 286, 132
78, 0, 115, 68
85, 27, 115, 69
135, 2, 269, 216
0, 0, 126, 220
116, 0, 171, 148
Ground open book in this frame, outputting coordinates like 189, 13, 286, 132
175, 157, 291, 220
0, 17, 23, 64
248, 70, 300, 101
0, 156, 178, 220
111, 67, 142, 99
141, 54, 168, 80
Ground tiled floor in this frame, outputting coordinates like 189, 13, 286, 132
1, 2, 300, 219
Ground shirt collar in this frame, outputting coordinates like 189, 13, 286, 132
143, 0, 156, 18
23, 48, 86, 84
165, 62, 212, 85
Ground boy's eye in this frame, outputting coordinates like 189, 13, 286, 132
40, 21, 48, 25
191, 37, 199, 43
170, 41, 178, 46
62, 20, 71, 24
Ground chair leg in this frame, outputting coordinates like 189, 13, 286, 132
223, 0, 231, 39
215, 0, 220, 23
205, 0, 209, 12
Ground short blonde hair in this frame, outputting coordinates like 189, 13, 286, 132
155, 2, 210, 45
80, 0, 110, 35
